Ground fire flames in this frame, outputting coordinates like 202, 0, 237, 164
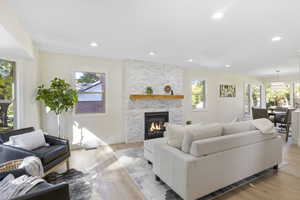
150, 122, 162, 132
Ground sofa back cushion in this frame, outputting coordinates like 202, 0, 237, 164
165, 124, 186, 149
190, 130, 277, 157
222, 121, 256, 136
9, 129, 48, 151
181, 123, 222, 153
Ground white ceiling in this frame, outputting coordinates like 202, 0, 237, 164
0, 24, 29, 59
8, 0, 300, 77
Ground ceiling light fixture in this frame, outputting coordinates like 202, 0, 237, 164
225, 64, 231, 68
211, 12, 224, 20
271, 36, 282, 42
90, 42, 99, 47
149, 51, 156, 56
187, 59, 193, 63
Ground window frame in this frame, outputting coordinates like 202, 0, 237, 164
73, 71, 107, 116
191, 79, 207, 112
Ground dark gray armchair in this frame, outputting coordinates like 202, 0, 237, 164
0, 127, 70, 172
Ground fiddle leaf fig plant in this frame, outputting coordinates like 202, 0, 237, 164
36, 77, 78, 114
36, 77, 78, 138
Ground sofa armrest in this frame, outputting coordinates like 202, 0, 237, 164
45, 135, 69, 146
12, 183, 70, 200
153, 144, 198, 199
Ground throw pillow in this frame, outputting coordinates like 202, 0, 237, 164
165, 124, 186, 149
9, 130, 48, 151
181, 123, 222, 153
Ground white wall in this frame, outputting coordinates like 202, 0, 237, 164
184, 68, 262, 124
39, 51, 124, 145
38, 51, 263, 144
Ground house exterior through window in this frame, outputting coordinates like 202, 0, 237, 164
74, 72, 106, 114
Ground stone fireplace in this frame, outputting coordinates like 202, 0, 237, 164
123, 60, 184, 143
144, 112, 169, 140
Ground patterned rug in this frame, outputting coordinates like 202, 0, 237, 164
115, 147, 276, 200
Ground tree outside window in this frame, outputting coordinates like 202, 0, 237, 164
0, 59, 15, 131
251, 85, 262, 108
266, 84, 291, 107
294, 82, 300, 108
75, 72, 106, 114
192, 80, 206, 110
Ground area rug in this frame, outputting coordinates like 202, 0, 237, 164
115, 147, 276, 200
45, 169, 92, 200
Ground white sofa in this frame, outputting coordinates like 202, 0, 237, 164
153, 120, 283, 200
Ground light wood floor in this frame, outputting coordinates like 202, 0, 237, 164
69, 139, 300, 200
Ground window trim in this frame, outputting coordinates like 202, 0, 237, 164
191, 79, 207, 112
73, 71, 107, 116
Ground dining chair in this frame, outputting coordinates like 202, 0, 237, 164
252, 107, 269, 119
276, 109, 292, 142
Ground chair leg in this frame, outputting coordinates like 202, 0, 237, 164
286, 125, 290, 142
66, 159, 70, 171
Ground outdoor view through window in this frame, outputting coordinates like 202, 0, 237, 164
75, 72, 105, 114
266, 83, 291, 107
0, 59, 15, 131
192, 80, 206, 110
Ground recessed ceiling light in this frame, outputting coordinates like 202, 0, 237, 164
187, 59, 193, 63
149, 51, 156, 56
225, 64, 231, 68
271, 36, 282, 42
211, 12, 224, 20
90, 42, 99, 47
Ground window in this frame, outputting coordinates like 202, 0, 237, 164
192, 80, 206, 110
293, 82, 300, 107
244, 84, 251, 114
266, 83, 291, 107
74, 72, 106, 114
251, 85, 262, 108
0, 59, 15, 131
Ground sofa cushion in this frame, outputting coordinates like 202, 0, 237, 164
165, 124, 187, 148
181, 123, 222, 153
9, 130, 48, 151
222, 121, 256, 136
190, 130, 277, 157
32, 145, 68, 164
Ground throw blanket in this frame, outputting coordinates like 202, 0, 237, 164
251, 118, 276, 134
0, 174, 45, 200
19, 156, 44, 177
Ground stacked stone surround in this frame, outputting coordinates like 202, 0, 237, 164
123, 60, 184, 143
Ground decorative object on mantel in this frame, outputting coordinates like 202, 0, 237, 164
145, 86, 153, 95
36, 77, 78, 138
186, 120, 192, 125
164, 85, 172, 94
130, 94, 184, 100
219, 84, 236, 97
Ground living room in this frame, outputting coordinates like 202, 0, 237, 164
0, 0, 300, 200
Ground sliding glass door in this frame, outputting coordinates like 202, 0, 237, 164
0, 59, 16, 131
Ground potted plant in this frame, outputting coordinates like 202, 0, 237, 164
146, 86, 153, 95
36, 77, 78, 138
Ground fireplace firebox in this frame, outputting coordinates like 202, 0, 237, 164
144, 112, 169, 140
